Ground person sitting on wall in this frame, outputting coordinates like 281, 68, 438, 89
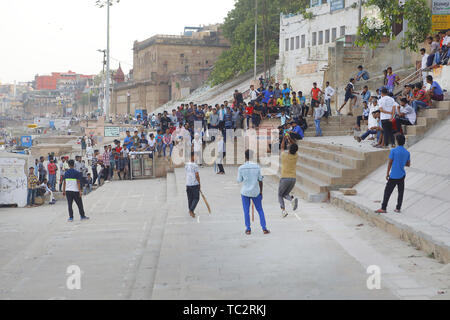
355, 65, 370, 81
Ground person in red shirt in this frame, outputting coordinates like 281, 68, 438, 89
310, 82, 323, 117
112, 140, 122, 176
47, 159, 58, 191
245, 103, 254, 129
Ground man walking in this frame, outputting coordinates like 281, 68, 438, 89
63, 160, 89, 222
278, 136, 299, 217
237, 149, 270, 235
185, 151, 201, 218
376, 135, 410, 214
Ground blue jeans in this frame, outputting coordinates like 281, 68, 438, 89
241, 194, 267, 231
386, 84, 395, 93
361, 129, 378, 140
163, 143, 173, 157
325, 99, 331, 117
27, 188, 36, 205
314, 119, 322, 136
411, 100, 429, 113
48, 174, 56, 191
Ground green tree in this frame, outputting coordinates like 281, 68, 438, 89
209, 0, 308, 86
356, 0, 432, 52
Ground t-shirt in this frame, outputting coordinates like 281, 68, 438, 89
185, 162, 199, 186
245, 106, 254, 115
262, 90, 274, 104
124, 136, 132, 150
292, 125, 304, 138
400, 105, 416, 125
64, 168, 81, 192
389, 146, 410, 179
378, 95, 395, 121
345, 82, 354, 95
282, 88, 290, 96
47, 163, 57, 175
131, 135, 140, 147
386, 74, 397, 87
431, 81, 443, 95
357, 70, 370, 80
311, 88, 321, 101
281, 152, 298, 178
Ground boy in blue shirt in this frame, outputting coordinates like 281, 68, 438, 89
376, 134, 411, 214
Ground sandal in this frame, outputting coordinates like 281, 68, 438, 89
375, 209, 386, 214
263, 229, 270, 234
189, 211, 195, 218
245, 230, 251, 235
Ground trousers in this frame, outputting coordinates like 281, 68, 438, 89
241, 194, 267, 231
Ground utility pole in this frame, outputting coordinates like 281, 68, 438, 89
105, 0, 110, 119
358, 0, 362, 30
254, 0, 258, 80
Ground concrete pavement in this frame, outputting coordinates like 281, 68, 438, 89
0, 166, 449, 299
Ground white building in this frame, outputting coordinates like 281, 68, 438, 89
275, 0, 376, 93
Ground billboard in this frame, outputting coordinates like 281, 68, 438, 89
330, 0, 345, 12
104, 126, 120, 137
432, 0, 450, 31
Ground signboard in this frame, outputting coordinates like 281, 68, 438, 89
104, 126, 120, 137
432, 0, 450, 14
20, 136, 32, 148
310, 0, 321, 7
432, 0, 450, 31
0, 158, 27, 207
432, 14, 450, 32
330, 0, 345, 12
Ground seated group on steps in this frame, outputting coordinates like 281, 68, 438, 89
353, 74, 446, 149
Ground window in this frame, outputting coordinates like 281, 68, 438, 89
180, 53, 184, 58
325, 29, 330, 43
295, 36, 300, 49
290, 37, 294, 50
340, 26, 345, 36
332, 28, 337, 41
185, 65, 189, 73
301, 34, 305, 48
285, 38, 289, 51
318, 31, 323, 45
312, 32, 317, 46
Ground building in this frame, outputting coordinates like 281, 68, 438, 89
275, 0, 377, 91
111, 25, 230, 115
35, 71, 94, 91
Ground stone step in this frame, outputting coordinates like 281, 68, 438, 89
422, 108, 449, 120
416, 116, 438, 127
297, 153, 353, 176
300, 140, 366, 159
292, 182, 328, 202
404, 124, 426, 136
294, 169, 329, 193
296, 161, 344, 186
299, 144, 365, 168
303, 131, 352, 137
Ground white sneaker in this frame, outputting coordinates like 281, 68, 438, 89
282, 210, 288, 218
292, 198, 298, 211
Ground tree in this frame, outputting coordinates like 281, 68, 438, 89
356, 0, 432, 52
209, 0, 308, 86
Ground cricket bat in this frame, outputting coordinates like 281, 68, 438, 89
200, 190, 211, 214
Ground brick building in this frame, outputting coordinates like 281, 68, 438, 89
111, 25, 230, 115
34, 71, 94, 91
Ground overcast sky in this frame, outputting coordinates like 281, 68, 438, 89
0, 0, 236, 84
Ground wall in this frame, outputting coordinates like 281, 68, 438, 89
276, 1, 370, 91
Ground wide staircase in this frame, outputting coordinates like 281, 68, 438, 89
265, 139, 389, 202
258, 115, 355, 137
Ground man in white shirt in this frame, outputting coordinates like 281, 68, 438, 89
323, 81, 335, 118
378, 88, 396, 147
185, 152, 201, 218
193, 133, 203, 166
216, 134, 225, 174
249, 85, 258, 103
420, 48, 429, 85
397, 98, 416, 126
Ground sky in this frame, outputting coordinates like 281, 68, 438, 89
0, 0, 236, 84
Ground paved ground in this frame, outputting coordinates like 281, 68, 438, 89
0, 166, 449, 300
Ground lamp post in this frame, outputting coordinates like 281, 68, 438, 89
254, 0, 258, 80
96, 0, 120, 119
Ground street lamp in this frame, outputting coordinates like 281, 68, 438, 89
95, 0, 120, 119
